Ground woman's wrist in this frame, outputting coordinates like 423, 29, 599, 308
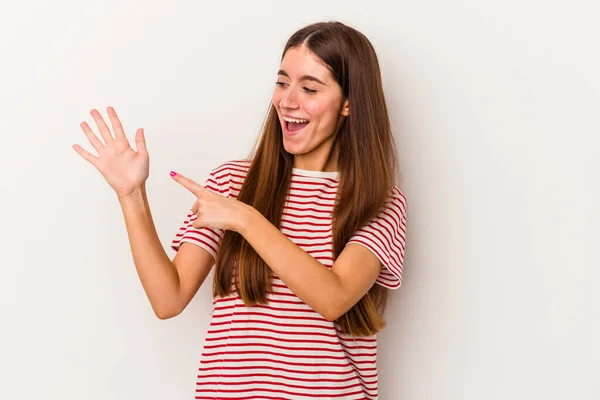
235, 202, 256, 234
118, 185, 147, 207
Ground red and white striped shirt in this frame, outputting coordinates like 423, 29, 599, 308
172, 160, 407, 400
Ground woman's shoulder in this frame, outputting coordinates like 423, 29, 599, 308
203, 160, 251, 198
390, 185, 407, 202
387, 184, 408, 216
209, 159, 252, 177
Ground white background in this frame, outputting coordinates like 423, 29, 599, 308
1, 0, 598, 399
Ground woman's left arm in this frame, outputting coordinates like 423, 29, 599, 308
238, 205, 382, 321
171, 171, 382, 321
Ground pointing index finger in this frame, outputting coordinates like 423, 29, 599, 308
170, 171, 204, 196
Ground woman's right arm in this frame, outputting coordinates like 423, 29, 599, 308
73, 106, 213, 320
119, 187, 215, 319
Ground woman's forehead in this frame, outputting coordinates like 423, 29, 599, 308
280, 46, 331, 82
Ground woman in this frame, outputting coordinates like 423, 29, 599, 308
73, 21, 407, 400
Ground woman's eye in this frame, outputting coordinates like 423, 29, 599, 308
274, 81, 316, 94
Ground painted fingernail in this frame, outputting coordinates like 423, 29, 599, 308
170, 171, 177, 177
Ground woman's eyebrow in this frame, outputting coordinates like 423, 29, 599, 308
277, 70, 327, 86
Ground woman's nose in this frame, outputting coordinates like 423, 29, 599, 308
280, 87, 299, 109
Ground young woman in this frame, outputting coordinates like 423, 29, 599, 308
73, 21, 407, 400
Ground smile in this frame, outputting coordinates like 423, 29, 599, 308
283, 119, 310, 137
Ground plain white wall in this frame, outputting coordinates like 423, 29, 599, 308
1, 0, 598, 399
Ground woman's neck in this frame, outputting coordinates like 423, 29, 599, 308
293, 143, 340, 172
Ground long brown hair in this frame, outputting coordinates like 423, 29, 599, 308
213, 21, 398, 336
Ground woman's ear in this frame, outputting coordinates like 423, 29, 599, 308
341, 99, 350, 116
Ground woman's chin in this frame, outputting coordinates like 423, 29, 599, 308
283, 141, 302, 155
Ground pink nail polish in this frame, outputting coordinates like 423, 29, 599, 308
170, 171, 177, 177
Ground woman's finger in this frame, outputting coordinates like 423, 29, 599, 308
72, 144, 99, 167
90, 109, 114, 144
80, 121, 104, 152
170, 171, 205, 197
107, 106, 126, 140
134, 128, 148, 156
191, 201, 199, 214
192, 218, 204, 229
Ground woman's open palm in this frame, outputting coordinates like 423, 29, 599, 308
73, 107, 149, 199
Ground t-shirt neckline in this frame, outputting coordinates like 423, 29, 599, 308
292, 167, 339, 179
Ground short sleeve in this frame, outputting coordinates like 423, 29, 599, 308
170, 166, 231, 261
346, 187, 407, 289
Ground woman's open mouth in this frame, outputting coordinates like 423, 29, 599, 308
284, 119, 310, 136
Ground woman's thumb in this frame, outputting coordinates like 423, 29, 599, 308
135, 128, 148, 155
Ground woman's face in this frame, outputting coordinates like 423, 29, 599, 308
272, 44, 349, 170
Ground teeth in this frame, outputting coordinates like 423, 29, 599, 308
284, 117, 309, 124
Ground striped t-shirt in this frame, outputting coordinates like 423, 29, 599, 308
171, 160, 407, 400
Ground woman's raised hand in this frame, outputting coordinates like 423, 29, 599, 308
73, 107, 149, 200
